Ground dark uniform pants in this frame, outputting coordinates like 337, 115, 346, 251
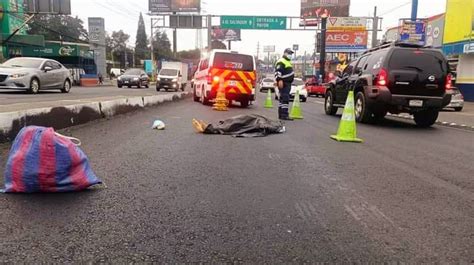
279, 82, 291, 118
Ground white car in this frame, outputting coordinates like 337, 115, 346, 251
275, 78, 308, 102
259, 77, 275, 92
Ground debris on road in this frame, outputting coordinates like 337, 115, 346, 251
152, 120, 166, 130
2, 126, 102, 193
193, 114, 285, 137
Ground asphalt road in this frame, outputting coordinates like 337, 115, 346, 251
0, 93, 473, 263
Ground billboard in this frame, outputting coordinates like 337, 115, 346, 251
300, 0, 350, 19
263, 45, 275, 53
443, 0, 474, 55
88, 17, 106, 76
24, 0, 71, 14
211, 26, 241, 41
400, 20, 427, 46
326, 31, 368, 52
425, 14, 444, 48
149, 0, 200, 12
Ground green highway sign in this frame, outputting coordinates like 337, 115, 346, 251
221, 16, 287, 30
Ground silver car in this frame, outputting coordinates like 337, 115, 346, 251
0, 57, 72, 94
445, 87, 464, 112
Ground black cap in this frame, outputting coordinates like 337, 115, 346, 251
284, 48, 294, 54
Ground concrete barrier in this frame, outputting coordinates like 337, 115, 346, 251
0, 92, 189, 143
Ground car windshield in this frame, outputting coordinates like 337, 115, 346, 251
3, 58, 43, 69
124, 69, 142, 75
263, 78, 273, 82
293, 79, 304, 86
160, 69, 179, 76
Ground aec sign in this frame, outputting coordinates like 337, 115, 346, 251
326, 31, 368, 52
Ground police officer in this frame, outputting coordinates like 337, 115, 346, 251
275, 48, 295, 120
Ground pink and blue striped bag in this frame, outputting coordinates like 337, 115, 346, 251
2, 126, 101, 193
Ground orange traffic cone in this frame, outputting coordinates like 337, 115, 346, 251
213, 79, 228, 111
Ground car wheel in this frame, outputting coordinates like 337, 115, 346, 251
137, 82, 141, 88
128, 85, 131, 88
156, 86, 160, 92
454, 107, 463, 112
240, 100, 249, 108
414, 110, 439, 128
145, 82, 149, 88
118, 85, 123, 88
200, 88, 209, 105
61, 80, 71, 93
301, 97, 307, 103
324, 90, 338, 115
29, 78, 40, 94
193, 87, 200, 102
181, 85, 185, 92
355, 92, 372, 123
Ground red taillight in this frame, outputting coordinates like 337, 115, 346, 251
207, 73, 212, 84
376, 68, 388, 86
445, 74, 453, 90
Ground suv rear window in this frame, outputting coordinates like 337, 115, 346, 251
388, 49, 448, 74
213, 53, 254, 72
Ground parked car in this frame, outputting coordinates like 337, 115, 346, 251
324, 42, 452, 127
275, 78, 308, 102
445, 87, 464, 111
259, 77, 275, 92
117, 68, 150, 88
0, 57, 72, 94
305, 80, 326, 97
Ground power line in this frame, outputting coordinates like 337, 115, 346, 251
379, 1, 411, 16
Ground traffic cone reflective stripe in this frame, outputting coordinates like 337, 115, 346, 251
330, 91, 363, 143
264, 89, 273, 108
289, 90, 303, 119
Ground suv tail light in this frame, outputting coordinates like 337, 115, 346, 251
376, 68, 388, 86
445, 74, 453, 90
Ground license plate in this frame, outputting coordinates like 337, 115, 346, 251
229, 80, 237, 86
409, 100, 423, 107
124, 81, 129, 84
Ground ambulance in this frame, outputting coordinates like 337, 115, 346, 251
193, 50, 256, 107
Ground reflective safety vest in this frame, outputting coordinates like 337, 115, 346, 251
275, 58, 295, 83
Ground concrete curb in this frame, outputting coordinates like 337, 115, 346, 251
387, 113, 474, 131
0, 92, 190, 143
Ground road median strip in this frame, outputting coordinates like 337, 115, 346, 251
0, 92, 190, 143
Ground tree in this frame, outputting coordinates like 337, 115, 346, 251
27, 15, 88, 42
135, 12, 149, 64
108, 30, 130, 68
177, 49, 201, 60
211, 40, 227, 50
152, 31, 173, 60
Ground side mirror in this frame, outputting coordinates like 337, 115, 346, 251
44, 66, 53, 72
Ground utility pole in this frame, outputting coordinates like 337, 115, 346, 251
228, 40, 231, 50
372, 6, 379, 48
207, 15, 212, 51
172, 12, 177, 56
411, 0, 418, 21
150, 17, 155, 81
320, 16, 327, 83
256, 42, 260, 61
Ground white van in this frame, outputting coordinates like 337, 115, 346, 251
193, 50, 256, 107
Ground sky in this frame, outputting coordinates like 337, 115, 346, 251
71, 0, 446, 56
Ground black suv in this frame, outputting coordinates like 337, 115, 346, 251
324, 42, 452, 127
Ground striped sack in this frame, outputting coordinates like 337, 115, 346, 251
3, 126, 101, 193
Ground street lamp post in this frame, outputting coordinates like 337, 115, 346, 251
411, 0, 418, 21
319, 14, 328, 83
